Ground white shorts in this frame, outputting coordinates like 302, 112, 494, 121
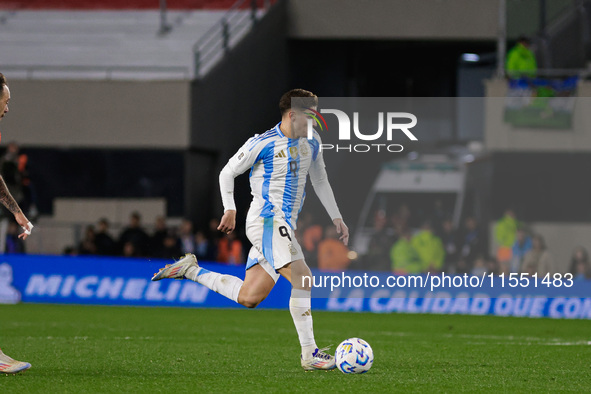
244, 216, 304, 282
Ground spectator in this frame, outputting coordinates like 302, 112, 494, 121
471, 255, 487, 276
520, 234, 554, 276
150, 216, 168, 257
506, 35, 537, 78
455, 258, 471, 275
1, 142, 37, 219
207, 217, 222, 243
299, 212, 322, 268
411, 221, 445, 273
494, 209, 518, 268
511, 226, 532, 273
391, 204, 411, 235
122, 241, 139, 258
569, 246, 591, 280
0, 142, 24, 215
95, 218, 116, 256
431, 199, 448, 235
178, 219, 195, 255
118, 212, 149, 256
390, 230, 421, 275
78, 225, 97, 255
195, 230, 216, 262
486, 255, 500, 276
458, 216, 484, 269
365, 210, 395, 271
440, 218, 459, 272
217, 231, 243, 265
155, 230, 182, 260
5, 221, 25, 254
63, 246, 77, 256
317, 225, 351, 271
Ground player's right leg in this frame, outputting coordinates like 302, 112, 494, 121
0, 348, 31, 374
278, 259, 336, 371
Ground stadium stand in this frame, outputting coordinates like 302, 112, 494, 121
0, 0, 272, 79
2, 8, 591, 384
1, 0, 590, 273
0, 0, 267, 10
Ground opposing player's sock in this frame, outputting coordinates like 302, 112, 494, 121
185, 266, 243, 303
289, 288, 317, 359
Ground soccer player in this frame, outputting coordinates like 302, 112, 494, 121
0, 72, 34, 374
153, 89, 348, 370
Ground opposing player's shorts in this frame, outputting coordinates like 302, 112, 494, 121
245, 216, 304, 282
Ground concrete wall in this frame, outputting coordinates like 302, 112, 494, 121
484, 79, 591, 152
3, 79, 191, 149
506, 0, 574, 39
53, 198, 166, 226
287, 0, 575, 41
24, 198, 168, 255
287, 0, 498, 40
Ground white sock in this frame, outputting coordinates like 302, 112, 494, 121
185, 266, 243, 303
290, 288, 317, 359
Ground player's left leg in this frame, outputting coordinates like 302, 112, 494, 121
278, 259, 335, 371
152, 254, 245, 303
0, 347, 31, 374
153, 220, 282, 307
151, 253, 276, 308
186, 260, 276, 308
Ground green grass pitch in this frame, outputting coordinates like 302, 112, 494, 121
1, 304, 590, 392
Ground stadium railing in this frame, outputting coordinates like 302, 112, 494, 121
192, 0, 276, 78
0, 64, 191, 81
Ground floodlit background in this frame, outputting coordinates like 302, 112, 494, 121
1, 1, 591, 391
0, 0, 590, 303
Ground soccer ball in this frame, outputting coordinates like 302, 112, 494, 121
334, 338, 373, 374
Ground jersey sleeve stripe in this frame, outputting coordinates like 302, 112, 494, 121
281, 138, 299, 228
247, 130, 278, 151
308, 137, 320, 161
259, 140, 276, 217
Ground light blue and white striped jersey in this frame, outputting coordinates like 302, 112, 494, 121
225, 122, 327, 230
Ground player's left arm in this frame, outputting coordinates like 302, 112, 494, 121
0, 175, 33, 239
308, 147, 349, 246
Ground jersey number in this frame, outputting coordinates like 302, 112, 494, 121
279, 226, 292, 241
289, 161, 298, 176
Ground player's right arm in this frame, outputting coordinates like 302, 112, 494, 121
0, 175, 33, 239
217, 136, 263, 234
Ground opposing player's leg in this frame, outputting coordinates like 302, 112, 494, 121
0, 348, 31, 374
279, 259, 336, 371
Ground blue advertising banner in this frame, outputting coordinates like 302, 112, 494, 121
313, 290, 591, 319
310, 270, 591, 319
0, 254, 290, 308
1, 255, 590, 319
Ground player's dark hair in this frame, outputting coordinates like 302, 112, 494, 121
279, 89, 317, 116
517, 35, 531, 45
0, 72, 7, 98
